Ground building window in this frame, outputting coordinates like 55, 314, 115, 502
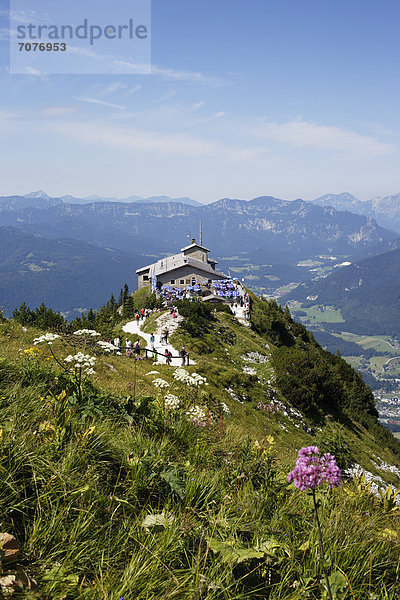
143, 275, 149, 281
208, 279, 212, 284
171, 279, 175, 284
186, 279, 190, 284
180, 279, 184, 284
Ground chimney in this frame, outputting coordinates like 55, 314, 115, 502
191, 238, 196, 244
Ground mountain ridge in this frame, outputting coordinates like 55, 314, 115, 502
15, 191, 203, 207
0, 226, 146, 317
1, 192, 399, 315
312, 192, 400, 233
0, 195, 396, 260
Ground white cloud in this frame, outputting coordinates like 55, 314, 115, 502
108, 60, 151, 74
41, 106, 76, 116
183, 111, 227, 128
103, 99, 226, 132
0, 27, 10, 41
254, 118, 396, 159
50, 120, 260, 161
75, 97, 126, 110
8, 9, 39, 24
124, 85, 142, 96
151, 90, 177, 104
67, 46, 99, 59
112, 60, 228, 85
99, 82, 127, 96
189, 102, 205, 111
22, 66, 49, 80
151, 65, 228, 86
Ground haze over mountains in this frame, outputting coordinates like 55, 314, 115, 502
4, 189, 400, 232
0, 191, 202, 210
312, 192, 400, 233
0, 194, 396, 259
1, 190, 400, 316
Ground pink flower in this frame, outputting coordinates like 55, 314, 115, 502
288, 446, 341, 491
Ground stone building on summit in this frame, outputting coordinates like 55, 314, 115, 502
136, 239, 227, 291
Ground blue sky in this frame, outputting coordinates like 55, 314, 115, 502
1, 0, 400, 203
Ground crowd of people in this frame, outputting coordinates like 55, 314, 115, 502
211, 279, 241, 299
102, 281, 250, 365
106, 306, 188, 366
157, 284, 200, 303
156, 277, 249, 308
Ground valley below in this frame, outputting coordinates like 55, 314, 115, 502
284, 300, 400, 434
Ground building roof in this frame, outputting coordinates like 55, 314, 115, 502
202, 294, 224, 302
181, 241, 210, 253
136, 263, 154, 274
136, 253, 226, 279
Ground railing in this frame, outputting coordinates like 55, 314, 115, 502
119, 346, 190, 365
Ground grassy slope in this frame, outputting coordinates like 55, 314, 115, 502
0, 299, 400, 598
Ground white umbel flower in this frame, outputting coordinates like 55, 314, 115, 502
164, 394, 180, 410
64, 352, 96, 375
152, 378, 170, 389
186, 405, 207, 426
221, 402, 231, 416
97, 340, 118, 353
173, 368, 208, 387
33, 333, 61, 345
73, 329, 100, 337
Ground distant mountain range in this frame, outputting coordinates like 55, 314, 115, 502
4, 190, 400, 232
290, 246, 400, 336
0, 195, 396, 261
312, 192, 400, 233
1, 192, 399, 316
0, 227, 145, 317
0, 191, 202, 210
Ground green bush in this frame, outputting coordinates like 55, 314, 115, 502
314, 424, 354, 471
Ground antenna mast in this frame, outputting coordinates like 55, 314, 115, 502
199, 220, 203, 245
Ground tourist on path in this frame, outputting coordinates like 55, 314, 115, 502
113, 336, 121, 354
165, 348, 172, 365
126, 338, 133, 357
161, 328, 168, 344
179, 345, 187, 366
150, 331, 157, 360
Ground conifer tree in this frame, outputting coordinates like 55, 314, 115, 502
107, 293, 117, 313
123, 296, 135, 319
122, 283, 129, 306
12, 301, 33, 325
117, 287, 124, 308
86, 308, 97, 328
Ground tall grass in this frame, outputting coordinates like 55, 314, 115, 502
1, 312, 400, 598
1, 361, 399, 599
